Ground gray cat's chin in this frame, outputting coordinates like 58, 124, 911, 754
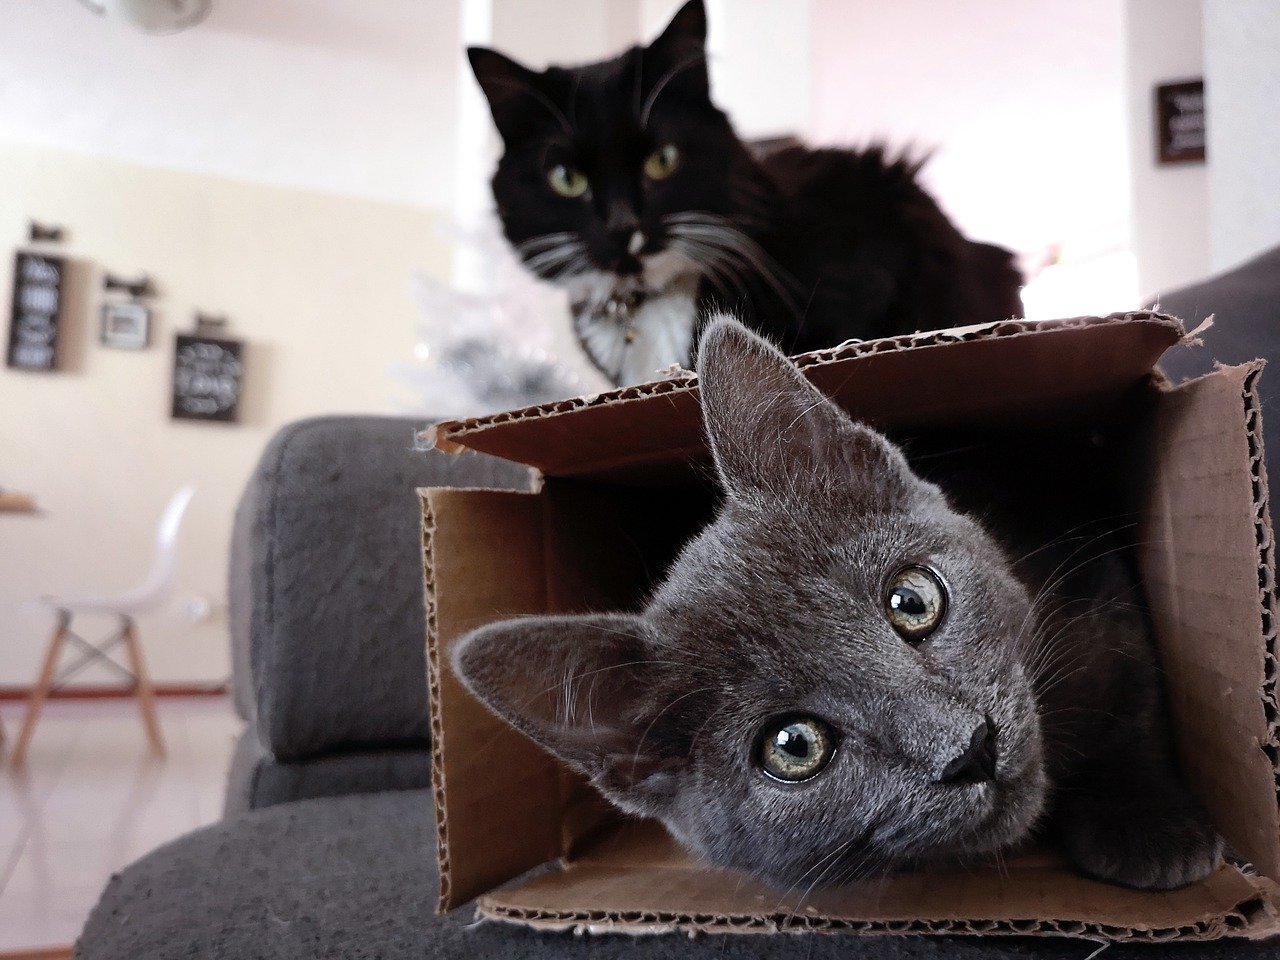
917, 761, 1049, 867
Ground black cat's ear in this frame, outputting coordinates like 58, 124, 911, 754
467, 46, 547, 144
452, 613, 680, 816
696, 315, 916, 506
643, 0, 709, 104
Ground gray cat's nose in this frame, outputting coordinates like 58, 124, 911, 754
935, 718, 998, 785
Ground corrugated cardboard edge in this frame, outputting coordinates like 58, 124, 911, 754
421, 489, 453, 914
432, 312, 1185, 446
475, 880, 1280, 941
1243, 364, 1280, 824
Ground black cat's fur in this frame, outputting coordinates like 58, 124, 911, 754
454, 316, 1223, 893
468, 0, 1023, 386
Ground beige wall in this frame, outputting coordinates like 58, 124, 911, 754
0, 141, 445, 687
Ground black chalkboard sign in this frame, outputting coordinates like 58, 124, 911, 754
171, 333, 244, 422
7, 251, 65, 371
1156, 79, 1206, 165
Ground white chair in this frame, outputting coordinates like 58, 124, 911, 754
10, 486, 196, 767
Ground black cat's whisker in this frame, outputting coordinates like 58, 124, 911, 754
516, 231, 578, 254
481, 76, 574, 136
668, 238, 752, 306
639, 50, 709, 129
670, 240, 747, 300
666, 242, 748, 310
524, 242, 587, 274
664, 217, 803, 314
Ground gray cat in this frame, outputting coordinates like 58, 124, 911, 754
453, 316, 1223, 892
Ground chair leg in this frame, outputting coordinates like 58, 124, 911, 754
11, 610, 70, 767
121, 617, 165, 757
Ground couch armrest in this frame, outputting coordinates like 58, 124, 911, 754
229, 415, 532, 765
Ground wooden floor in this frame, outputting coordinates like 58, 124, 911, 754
0, 696, 240, 953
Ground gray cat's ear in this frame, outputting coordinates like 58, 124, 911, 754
467, 46, 545, 145
644, 0, 709, 102
696, 315, 914, 505
452, 613, 680, 815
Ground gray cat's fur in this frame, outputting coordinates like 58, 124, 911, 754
453, 316, 1222, 891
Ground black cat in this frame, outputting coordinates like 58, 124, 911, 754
469, 0, 1024, 386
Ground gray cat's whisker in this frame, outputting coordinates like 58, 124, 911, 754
625, 686, 716, 780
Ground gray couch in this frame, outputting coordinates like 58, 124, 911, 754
80, 281, 1280, 958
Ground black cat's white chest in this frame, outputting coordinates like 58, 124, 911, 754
573, 279, 699, 386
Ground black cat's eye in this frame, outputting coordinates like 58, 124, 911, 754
756, 715, 835, 783
643, 143, 680, 180
884, 566, 947, 642
547, 163, 589, 198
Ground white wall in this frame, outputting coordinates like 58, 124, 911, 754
1123, 0, 1209, 300
809, 0, 1129, 262
0, 142, 446, 687
1203, 0, 1280, 273
0, 0, 460, 208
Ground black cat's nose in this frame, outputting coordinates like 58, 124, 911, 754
935, 718, 998, 785
604, 199, 640, 239
603, 201, 644, 272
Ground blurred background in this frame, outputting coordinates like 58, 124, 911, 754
0, 0, 1277, 952
3, 0, 1276, 694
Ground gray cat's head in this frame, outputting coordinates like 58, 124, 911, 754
453, 317, 1047, 888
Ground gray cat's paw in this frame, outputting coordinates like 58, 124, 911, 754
1060, 798, 1223, 890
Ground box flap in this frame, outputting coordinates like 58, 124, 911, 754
477, 820, 1279, 940
1138, 362, 1280, 882
422, 488, 562, 910
432, 312, 1185, 482
423, 482, 716, 910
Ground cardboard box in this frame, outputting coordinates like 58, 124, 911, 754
420, 312, 1280, 942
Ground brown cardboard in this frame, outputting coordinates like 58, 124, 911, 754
1137, 362, 1280, 882
421, 312, 1280, 941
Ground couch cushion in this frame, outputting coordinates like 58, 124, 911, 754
223, 729, 431, 816
78, 790, 1280, 960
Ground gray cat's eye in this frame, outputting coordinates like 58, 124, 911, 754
756, 716, 835, 783
885, 566, 947, 642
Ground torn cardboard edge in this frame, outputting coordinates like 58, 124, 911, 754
420, 315, 1280, 942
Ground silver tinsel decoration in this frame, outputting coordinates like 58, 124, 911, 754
390, 218, 603, 418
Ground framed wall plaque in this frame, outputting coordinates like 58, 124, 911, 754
1156, 79, 1206, 165
6, 251, 66, 371
171, 332, 243, 422
101, 301, 151, 350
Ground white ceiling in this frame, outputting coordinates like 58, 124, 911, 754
0, 0, 461, 208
